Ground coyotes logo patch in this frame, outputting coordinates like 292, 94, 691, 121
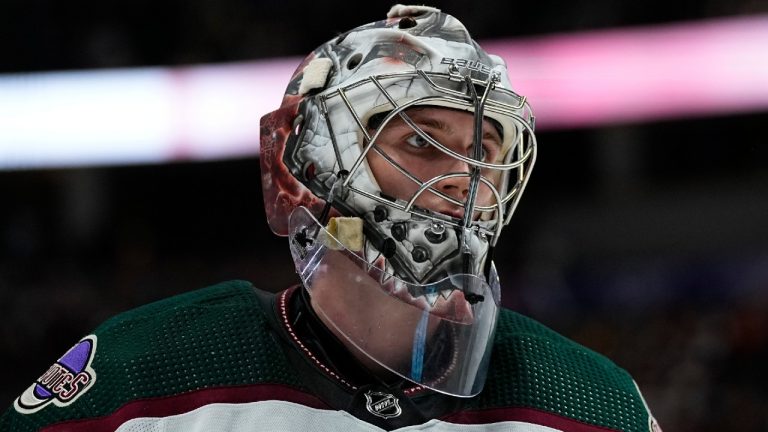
14, 335, 97, 414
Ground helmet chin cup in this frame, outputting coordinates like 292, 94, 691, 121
289, 206, 499, 397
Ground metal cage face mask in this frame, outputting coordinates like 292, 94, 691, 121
320, 68, 536, 243
279, 67, 536, 285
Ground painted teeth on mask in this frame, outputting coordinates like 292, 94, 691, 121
424, 292, 439, 306
378, 265, 396, 288
406, 285, 458, 305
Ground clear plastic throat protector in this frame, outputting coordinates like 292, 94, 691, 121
289, 206, 500, 397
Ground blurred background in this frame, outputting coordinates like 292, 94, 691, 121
1, 1, 767, 430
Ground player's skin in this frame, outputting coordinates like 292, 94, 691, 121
308, 107, 503, 377
367, 107, 504, 218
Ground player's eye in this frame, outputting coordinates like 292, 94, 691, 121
405, 134, 431, 149
465, 143, 489, 161
477, 146, 488, 161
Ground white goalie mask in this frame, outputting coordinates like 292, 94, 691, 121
260, 4, 536, 397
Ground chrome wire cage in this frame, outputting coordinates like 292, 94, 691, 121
317, 70, 537, 246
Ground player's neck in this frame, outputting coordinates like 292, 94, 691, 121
292, 286, 399, 386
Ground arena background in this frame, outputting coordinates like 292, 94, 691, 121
1, 1, 767, 430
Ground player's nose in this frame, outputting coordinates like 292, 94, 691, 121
436, 146, 475, 201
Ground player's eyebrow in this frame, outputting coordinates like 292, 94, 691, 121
411, 116, 451, 134
483, 129, 501, 142
373, 109, 503, 147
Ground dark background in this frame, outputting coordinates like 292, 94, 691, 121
2, 1, 768, 430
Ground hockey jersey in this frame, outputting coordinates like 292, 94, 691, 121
1, 280, 660, 431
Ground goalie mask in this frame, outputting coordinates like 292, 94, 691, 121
260, 4, 536, 397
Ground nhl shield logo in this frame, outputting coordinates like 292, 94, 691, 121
364, 390, 402, 419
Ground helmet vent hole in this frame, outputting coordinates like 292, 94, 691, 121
411, 246, 429, 263
373, 205, 388, 222
346, 53, 363, 70
304, 163, 316, 181
398, 17, 418, 29
391, 223, 407, 241
381, 238, 397, 258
